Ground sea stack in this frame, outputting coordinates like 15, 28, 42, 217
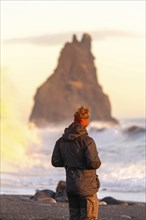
29, 33, 118, 126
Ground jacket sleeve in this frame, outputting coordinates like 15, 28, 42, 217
84, 137, 101, 169
51, 139, 64, 167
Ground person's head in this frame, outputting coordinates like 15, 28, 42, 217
74, 106, 90, 128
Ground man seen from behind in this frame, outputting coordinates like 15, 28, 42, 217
51, 106, 101, 220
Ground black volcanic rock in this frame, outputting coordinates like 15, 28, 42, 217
29, 33, 118, 126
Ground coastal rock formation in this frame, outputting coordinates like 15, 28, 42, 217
31, 183, 125, 205
55, 181, 68, 202
29, 33, 118, 126
29, 181, 135, 206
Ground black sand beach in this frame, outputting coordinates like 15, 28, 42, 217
0, 195, 145, 220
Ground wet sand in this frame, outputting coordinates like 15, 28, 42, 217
0, 195, 145, 220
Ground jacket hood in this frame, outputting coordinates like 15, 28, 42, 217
62, 123, 88, 141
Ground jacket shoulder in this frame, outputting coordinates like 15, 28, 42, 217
81, 135, 95, 145
56, 137, 64, 144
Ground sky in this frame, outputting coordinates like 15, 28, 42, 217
1, 0, 145, 120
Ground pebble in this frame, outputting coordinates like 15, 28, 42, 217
121, 215, 132, 219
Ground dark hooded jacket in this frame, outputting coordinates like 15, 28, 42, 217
51, 123, 101, 196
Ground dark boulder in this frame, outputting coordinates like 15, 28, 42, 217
100, 196, 128, 205
55, 181, 68, 203
30, 189, 56, 204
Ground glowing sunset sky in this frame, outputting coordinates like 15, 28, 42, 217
1, 0, 145, 119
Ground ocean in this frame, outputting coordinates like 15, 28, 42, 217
1, 118, 145, 203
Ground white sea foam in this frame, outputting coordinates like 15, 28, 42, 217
1, 118, 145, 202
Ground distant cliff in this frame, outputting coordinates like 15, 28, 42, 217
29, 33, 118, 126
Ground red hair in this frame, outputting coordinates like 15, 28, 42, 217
74, 106, 90, 127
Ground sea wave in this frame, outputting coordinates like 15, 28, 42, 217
1, 118, 145, 196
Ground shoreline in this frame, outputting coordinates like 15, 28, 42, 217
0, 194, 146, 220
1, 188, 145, 203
